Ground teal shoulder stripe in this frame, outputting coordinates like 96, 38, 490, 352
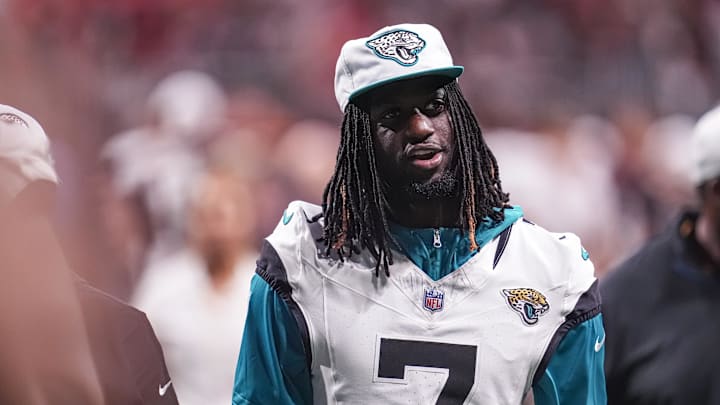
533, 314, 607, 405
233, 275, 313, 405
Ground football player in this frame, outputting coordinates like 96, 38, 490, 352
233, 23, 606, 404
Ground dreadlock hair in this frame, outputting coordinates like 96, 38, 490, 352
322, 79, 509, 277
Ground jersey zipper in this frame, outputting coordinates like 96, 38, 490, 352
433, 228, 442, 248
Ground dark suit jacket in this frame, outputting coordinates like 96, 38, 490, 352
77, 279, 179, 405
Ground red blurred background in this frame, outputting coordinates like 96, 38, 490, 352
1, 0, 716, 296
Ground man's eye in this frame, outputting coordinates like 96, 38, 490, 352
425, 100, 446, 115
381, 109, 400, 121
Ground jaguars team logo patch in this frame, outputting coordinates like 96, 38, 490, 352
502, 288, 550, 325
423, 287, 444, 312
366, 30, 426, 66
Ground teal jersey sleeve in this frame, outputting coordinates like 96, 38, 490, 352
232, 275, 313, 405
533, 314, 607, 405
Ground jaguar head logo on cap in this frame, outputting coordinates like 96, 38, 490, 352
366, 30, 426, 66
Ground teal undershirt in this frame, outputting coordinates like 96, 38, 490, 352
389, 206, 523, 280
233, 206, 606, 405
233, 276, 313, 405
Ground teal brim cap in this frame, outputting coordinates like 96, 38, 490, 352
334, 23, 464, 112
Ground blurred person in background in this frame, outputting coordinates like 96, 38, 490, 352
0, 104, 178, 404
485, 114, 625, 276
233, 23, 605, 405
602, 104, 720, 404
634, 114, 695, 235
218, 86, 299, 240
100, 70, 227, 281
133, 167, 257, 405
271, 119, 340, 204
0, 104, 104, 404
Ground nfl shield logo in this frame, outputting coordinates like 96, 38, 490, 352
423, 287, 444, 312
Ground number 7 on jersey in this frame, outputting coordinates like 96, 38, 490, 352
374, 337, 478, 405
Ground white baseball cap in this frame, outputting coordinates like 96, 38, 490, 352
691, 104, 720, 185
0, 104, 58, 188
334, 23, 464, 112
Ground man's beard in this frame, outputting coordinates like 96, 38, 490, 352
404, 171, 459, 200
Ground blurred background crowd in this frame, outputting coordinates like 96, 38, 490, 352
1, 0, 719, 403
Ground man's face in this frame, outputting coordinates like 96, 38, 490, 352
0, 164, 30, 206
188, 172, 255, 258
367, 76, 457, 199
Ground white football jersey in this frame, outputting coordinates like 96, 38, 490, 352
262, 201, 597, 405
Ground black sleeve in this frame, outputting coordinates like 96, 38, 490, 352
599, 238, 666, 405
600, 261, 639, 405
77, 282, 179, 405
122, 313, 179, 405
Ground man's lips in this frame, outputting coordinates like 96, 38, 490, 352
406, 145, 442, 158
405, 146, 444, 170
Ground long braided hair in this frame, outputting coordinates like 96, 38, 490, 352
321, 80, 509, 276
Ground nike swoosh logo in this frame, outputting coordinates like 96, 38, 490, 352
594, 335, 605, 352
282, 210, 294, 225
158, 380, 172, 396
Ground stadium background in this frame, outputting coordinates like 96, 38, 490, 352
0, 0, 717, 310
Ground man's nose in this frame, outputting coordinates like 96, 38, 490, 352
405, 108, 434, 141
